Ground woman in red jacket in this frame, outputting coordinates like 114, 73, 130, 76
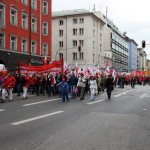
1, 72, 16, 102
21, 74, 30, 99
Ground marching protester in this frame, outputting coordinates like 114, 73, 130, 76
57, 78, 69, 102
89, 76, 97, 101
77, 73, 86, 100
130, 76, 136, 88
0, 72, 3, 99
100, 74, 106, 92
21, 73, 30, 99
105, 74, 114, 100
68, 73, 78, 99
14, 72, 21, 96
1, 72, 16, 102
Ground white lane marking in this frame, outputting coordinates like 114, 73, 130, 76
0, 109, 5, 112
113, 90, 133, 97
87, 99, 105, 105
140, 94, 148, 99
142, 109, 147, 111
11, 111, 64, 125
102, 94, 106, 96
23, 98, 61, 107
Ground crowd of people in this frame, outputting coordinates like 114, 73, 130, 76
0, 71, 150, 103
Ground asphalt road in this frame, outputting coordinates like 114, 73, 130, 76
0, 85, 150, 150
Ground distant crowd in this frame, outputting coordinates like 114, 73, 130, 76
0, 71, 150, 103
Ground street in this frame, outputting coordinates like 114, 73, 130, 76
0, 85, 150, 150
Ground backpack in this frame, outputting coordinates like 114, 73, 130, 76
21, 76, 26, 85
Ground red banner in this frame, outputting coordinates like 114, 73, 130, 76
18, 59, 63, 74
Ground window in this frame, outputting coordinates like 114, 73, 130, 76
93, 54, 95, 62
73, 29, 77, 36
59, 41, 63, 48
79, 40, 84, 47
0, 4, 5, 28
100, 24, 103, 30
10, 8, 17, 26
0, 33, 5, 48
93, 19, 95, 26
10, 36, 17, 50
100, 44, 102, 51
59, 20, 63, 25
42, 22, 48, 35
73, 18, 77, 24
79, 28, 84, 35
22, 38, 28, 52
100, 33, 102, 40
31, 17, 37, 32
79, 18, 84, 23
43, 1, 48, 14
31, 0, 37, 9
93, 41, 95, 49
73, 53, 77, 60
73, 40, 77, 47
22, 13, 28, 29
79, 52, 83, 60
59, 30, 63, 37
93, 30, 95, 37
31, 41, 36, 54
42, 43, 48, 55
22, 0, 28, 5
59, 53, 63, 59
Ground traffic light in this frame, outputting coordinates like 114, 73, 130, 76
78, 45, 81, 51
142, 40, 146, 48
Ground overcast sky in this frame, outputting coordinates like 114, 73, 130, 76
52, 0, 150, 58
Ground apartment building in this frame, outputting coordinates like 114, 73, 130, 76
102, 15, 129, 72
0, 0, 52, 71
52, 9, 106, 69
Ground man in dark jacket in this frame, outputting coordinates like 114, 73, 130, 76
69, 73, 78, 99
105, 74, 114, 100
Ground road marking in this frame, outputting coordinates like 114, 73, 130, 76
113, 90, 133, 97
11, 111, 64, 125
87, 99, 105, 105
140, 94, 148, 99
102, 94, 106, 96
23, 98, 61, 107
0, 109, 5, 112
142, 109, 147, 111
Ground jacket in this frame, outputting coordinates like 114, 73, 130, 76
22, 76, 30, 88
89, 80, 97, 89
77, 77, 86, 87
57, 82, 69, 92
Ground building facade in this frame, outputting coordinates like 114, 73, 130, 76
138, 48, 147, 71
126, 39, 138, 72
52, 9, 106, 69
103, 15, 129, 72
0, 0, 52, 71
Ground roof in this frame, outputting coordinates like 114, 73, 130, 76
52, 9, 106, 24
52, 9, 91, 17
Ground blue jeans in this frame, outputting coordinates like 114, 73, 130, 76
61, 91, 69, 101
70, 85, 76, 98
47, 85, 54, 96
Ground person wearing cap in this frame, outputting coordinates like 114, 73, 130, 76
57, 78, 69, 102
77, 73, 86, 100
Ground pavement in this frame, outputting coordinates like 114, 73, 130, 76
0, 85, 150, 150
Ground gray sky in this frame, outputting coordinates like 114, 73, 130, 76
52, 0, 150, 58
